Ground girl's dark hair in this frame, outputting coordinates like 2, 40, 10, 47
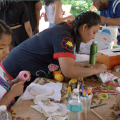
0, 20, 12, 39
71, 11, 101, 52
44, 0, 54, 6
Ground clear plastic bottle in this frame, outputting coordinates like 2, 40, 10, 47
68, 89, 82, 120
0, 105, 12, 120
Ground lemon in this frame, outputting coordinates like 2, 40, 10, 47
54, 74, 64, 81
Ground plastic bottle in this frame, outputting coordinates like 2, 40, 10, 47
0, 105, 12, 120
68, 89, 82, 120
89, 41, 98, 65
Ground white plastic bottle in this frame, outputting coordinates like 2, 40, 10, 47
0, 105, 12, 120
68, 89, 82, 120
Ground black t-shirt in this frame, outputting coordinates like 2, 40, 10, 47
2, 23, 75, 81
3, 1, 29, 26
24, 1, 39, 31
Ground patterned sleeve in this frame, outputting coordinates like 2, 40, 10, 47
52, 35, 75, 60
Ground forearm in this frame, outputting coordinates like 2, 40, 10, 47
0, 91, 15, 106
35, 9, 40, 28
54, 16, 70, 24
24, 21, 32, 37
105, 18, 120, 27
63, 65, 97, 79
75, 62, 85, 67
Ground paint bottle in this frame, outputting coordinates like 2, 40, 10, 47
89, 41, 98, 65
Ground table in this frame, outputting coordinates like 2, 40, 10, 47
11, 71, 120, 120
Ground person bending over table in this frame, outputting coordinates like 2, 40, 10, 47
0, 20, 31, 108
1, 11, 107, 86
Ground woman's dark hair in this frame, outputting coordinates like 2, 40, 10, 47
0, 20, 12, 39
71, 11, 101, 52
44, 0, 54, 6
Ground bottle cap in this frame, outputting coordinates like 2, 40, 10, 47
0, 105, 6, 111
92, 41, 97, 44
73, 88, 79, 93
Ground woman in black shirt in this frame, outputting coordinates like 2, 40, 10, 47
0, 1, 32, 49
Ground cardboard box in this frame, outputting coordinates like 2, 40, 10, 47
97, 48, 120, 69
79, 33, 112, 54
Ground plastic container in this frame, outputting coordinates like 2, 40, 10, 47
80, 94, 93, 120
68, 89, 82, 120
89, 41, 98, 65
0, 105, 12, 120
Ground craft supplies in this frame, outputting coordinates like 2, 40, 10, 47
90, 109, 105, 120
105, 81, 119, 87
104, 86, 115, 90
100, 93, 109, 100
90, 103, 106, 108
83, 97, 87, 119
92, 89, 117, 94
89, 41, 98, 65
19, 71, 30, 81
54, 74, 64, 81
116, 87, 120, 108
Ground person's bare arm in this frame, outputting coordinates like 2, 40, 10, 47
44, 13, 48, 22
34, 1, 42, 33
53, 1, 75, 24
0, 82, 24, 106
58, 57, 107, 79
100, 16, 120, 27
24, 21, 32, 37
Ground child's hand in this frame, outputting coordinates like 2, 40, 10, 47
11, 71, 31, 85
10, 81, 25, 97
16, 71, 31, 83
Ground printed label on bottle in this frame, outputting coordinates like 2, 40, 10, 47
68, 103, 82, 112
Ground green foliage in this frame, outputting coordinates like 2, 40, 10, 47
62, 0, 96, 17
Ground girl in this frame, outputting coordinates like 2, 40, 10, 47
2, 11, 107, 85
0, 1, 32, 49
44, 0, 75, 28
0, 20, 30, 107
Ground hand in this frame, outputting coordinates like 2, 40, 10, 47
14, 71, 31, 83
35, 26, 39, 34
94, 63, 107, 74
10, 81, 25, 97
114, 65, 120, 72
68, 15, 75, 21
62, 11, 65, 16
100, 16, 107, 25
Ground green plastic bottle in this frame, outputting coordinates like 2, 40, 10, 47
89, 41, 98, 65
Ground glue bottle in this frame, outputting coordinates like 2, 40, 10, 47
68, 89, 82, 120
0, 105, 12, 120
89, 41, 98, 65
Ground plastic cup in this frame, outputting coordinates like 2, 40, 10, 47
80, 93, 93, 120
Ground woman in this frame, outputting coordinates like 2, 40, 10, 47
0, 1, 32, 49
2, 11, 107, 84
44, 0, 75, 28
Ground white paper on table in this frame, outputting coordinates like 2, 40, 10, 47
99, 72, 118, 83
75, 54, 89, 62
